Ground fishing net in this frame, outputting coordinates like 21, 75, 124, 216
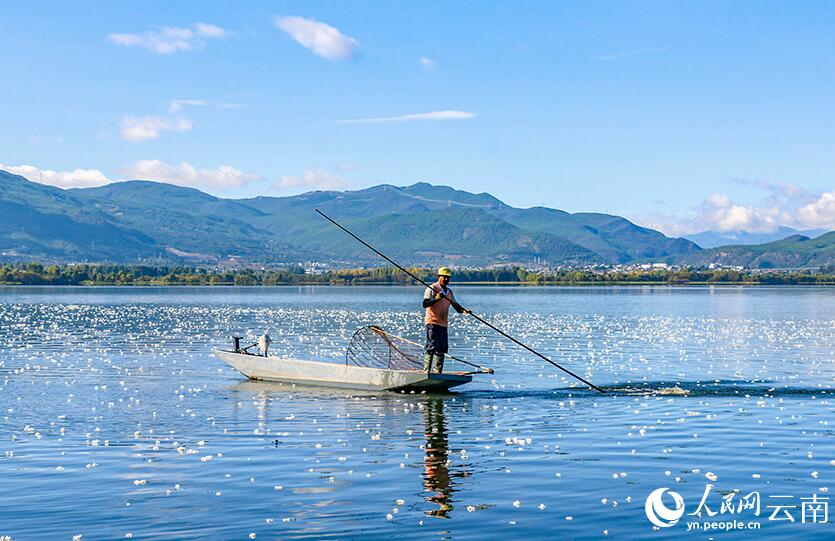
346, 325, 424, 370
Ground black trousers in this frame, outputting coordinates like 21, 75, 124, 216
425, 324, 449, 354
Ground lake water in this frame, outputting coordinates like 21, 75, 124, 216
0, 286, 833, 539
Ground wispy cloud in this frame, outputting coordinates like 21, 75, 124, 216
109, 23, 227, 54
167, 99, 243, 114
168, 99, 209, 114
637, 180, 835, 235
334, 163, 359, 173
193, 22, 225, 38
121, 115, 192, 142
275, 16, 359, 61
118, 160, 261, 190
420, 57, 437, 71
595, 46, 668, 62
120, 98, 241, 142
1, 163, 110, 188
275, 169, 349, 191
337, 110, 475, 124
730, 177, 809, 205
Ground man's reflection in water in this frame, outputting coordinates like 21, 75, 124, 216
422, 398, 470, 518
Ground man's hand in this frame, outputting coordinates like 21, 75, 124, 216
434, 293, 443, 301
452, 300, 470, 314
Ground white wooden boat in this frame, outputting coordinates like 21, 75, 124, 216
213, 349, 473, 392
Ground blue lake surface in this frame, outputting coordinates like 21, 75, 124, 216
0, 285, 833, 539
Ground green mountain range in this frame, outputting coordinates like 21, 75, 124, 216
676, 233, 835, 268
1, 169, 831, 268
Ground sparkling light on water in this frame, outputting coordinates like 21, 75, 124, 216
0, 286, 832, 539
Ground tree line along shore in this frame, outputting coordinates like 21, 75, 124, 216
0, 263, 833, 286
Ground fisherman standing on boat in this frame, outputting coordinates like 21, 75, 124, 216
423, 267, 470, 373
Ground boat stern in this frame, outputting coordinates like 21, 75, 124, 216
391, 372, 473, 393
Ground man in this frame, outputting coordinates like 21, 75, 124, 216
422, 267, 471, 373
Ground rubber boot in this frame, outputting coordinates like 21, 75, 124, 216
423, 353, 433, 372
432, 354, 445, 374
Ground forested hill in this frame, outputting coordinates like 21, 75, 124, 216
675, 232, 835, 268
4, 169, 830, 268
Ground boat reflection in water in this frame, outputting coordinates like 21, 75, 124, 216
421, 398, 470, 518
226, 381, 474, 520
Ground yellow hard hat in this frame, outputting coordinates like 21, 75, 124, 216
437, 267, 453, 277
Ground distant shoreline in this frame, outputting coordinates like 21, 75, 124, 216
1, 281, 833, 287
1, 263, 833, 286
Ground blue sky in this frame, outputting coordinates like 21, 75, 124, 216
2, 1, 835, 234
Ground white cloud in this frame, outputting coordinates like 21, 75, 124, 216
118, 160, 261, 190
0, 163, 110, 188
420, 57, 437, 71
697, 194, 782, 233
109, 22, 226, 54
122, 98, 241, 142
275, 169, 349, 191
193, 23, 226, 39
638, 181, 835, 236
1, 160, 264, 192
337, 110, 476, 124
275, 16, 359, 61
796, 191, 835, 228
121, 115, 193, 142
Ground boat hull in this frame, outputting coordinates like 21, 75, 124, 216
213, 350, 472, 392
